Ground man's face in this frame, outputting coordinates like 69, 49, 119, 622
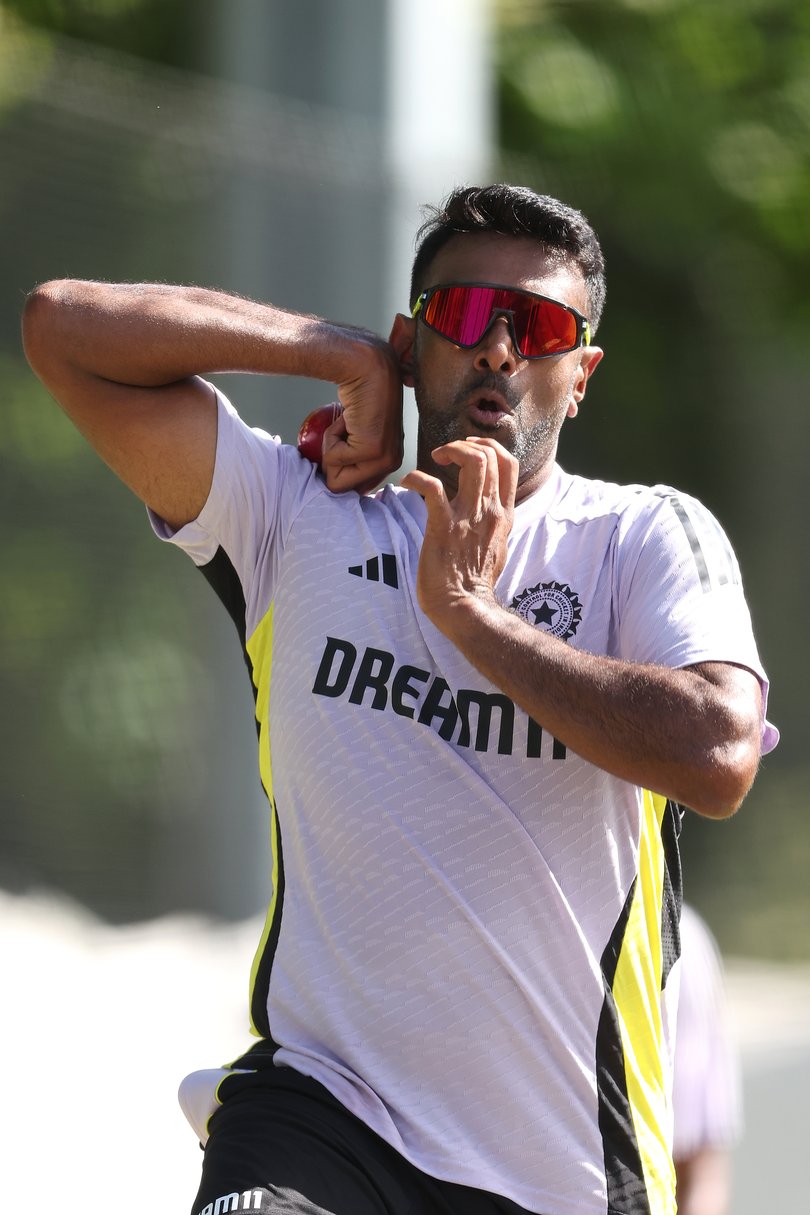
397, 232, 602, 502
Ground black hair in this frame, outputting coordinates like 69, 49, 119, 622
410, 183, 606, 332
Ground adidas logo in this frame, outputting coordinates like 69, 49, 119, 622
348, 553, 398, 588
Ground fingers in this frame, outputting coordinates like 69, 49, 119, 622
322, 417, 405, 495
402, 440, 513, 612
324, 434, 519, 504
331, 342, 404, 484
473, 437, 519, 511
400, 468, 447, 509
326, 457, 394, 495
430, 437, 518, 515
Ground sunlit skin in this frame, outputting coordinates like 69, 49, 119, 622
389, 232, 603, 504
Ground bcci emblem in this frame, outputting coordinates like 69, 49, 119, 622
510, 581, 583, 641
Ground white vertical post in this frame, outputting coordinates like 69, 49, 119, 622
385, 0, 494, 469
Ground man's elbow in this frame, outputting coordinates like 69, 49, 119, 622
689, 735, 761, 820
683, 667, 765, 819
21, 279, 73, 378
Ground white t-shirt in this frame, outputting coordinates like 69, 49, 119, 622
156, 390, 775, 1215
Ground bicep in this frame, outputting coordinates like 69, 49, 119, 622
50, 367, 218, 529
23, 284, 218, 527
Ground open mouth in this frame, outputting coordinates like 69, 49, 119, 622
468, 395, 511, 426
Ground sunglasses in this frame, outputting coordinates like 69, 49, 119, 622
411, 283, 591, 360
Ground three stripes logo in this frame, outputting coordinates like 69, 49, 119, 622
349, 553, 399, 589
657, 491, 741, 592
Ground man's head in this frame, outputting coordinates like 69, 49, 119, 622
409, 183, 606, 335
390, 183, 606, 503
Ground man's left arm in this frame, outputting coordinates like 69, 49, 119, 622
401, 438, 763, 819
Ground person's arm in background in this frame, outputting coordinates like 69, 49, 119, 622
675, 1147, 734, 1215
22, 279, 404, 529
673, 906, 743, 1215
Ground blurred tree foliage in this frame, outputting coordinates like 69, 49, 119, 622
497, 0, 810, 489
1, 0, 205, 69
495, 0, 810, 958
0, 3, 261, 920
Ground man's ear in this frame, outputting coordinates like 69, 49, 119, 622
389, 313, 417, 388
567, 347, 603, 418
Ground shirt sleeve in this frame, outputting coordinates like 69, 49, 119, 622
615, 486, 778, 754
147, 386, 327, 633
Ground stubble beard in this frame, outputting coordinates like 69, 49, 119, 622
414, 375, 562, 486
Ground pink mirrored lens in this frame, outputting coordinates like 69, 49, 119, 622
422, 286, 578, 356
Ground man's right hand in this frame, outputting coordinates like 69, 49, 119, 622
322, 337, 404, 495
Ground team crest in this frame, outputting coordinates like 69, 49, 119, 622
510, 581, 583, 640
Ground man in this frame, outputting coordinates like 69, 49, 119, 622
23, 184, 776, 1215
673, 906, 743, 1215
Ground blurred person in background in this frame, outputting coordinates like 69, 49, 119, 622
22, 183, 775, 1215
673, 905, 743, 1215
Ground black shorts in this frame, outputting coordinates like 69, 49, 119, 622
189, 1058, 536, 1215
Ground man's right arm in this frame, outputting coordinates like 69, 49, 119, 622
22, 280, 404, 529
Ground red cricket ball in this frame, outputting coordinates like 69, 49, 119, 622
297, 401, 344, 468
